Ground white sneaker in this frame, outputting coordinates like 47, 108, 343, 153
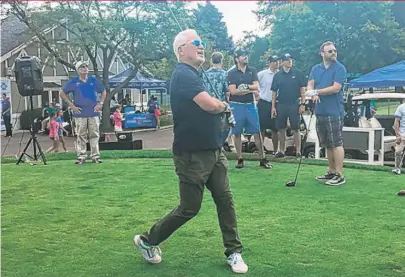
392, 168, 401, 175
133, 235, 162, 264
227, 253, 248, 274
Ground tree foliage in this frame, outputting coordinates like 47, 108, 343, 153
255, 1, 405, 75
193, 1, 234, 53
6, 1, 190, 129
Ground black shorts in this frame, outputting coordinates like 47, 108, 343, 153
276, 103, 300, 130
257, 99, 278, 132
316, 116, 344, 148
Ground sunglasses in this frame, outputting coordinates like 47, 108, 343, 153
326, 49, 337, 54
181, 40, 206, 49
80, 64, 88, 68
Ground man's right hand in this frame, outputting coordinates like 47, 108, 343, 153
70, 105, 82, 114
396, 136, 402, 145
237, 84, 249, 91
271, 108, 277, 119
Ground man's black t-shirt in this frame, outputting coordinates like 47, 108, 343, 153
227, 65, 259, 103
170, 63, 223, 154
271, 68, 307, 105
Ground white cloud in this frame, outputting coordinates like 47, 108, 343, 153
187, 1, 265, 42
212, 1, 265, 42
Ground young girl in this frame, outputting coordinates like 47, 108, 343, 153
148, 96, 161, 130
113, 105, 124, 132
56, 110, 68, 152
46, 112, 60, 153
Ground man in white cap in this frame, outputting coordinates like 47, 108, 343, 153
60, 61, 106, 164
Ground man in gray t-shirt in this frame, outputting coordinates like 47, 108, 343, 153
392, 102, 405, 174
257, 55, 280, 154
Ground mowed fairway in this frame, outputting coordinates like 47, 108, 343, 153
1, 158, 405, 277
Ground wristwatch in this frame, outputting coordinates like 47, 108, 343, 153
300, 103, 305, 106
99, 102, 104, 105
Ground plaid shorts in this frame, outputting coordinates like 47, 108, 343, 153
316, 116, 344, 148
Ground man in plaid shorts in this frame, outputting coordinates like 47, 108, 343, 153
307, 41, 347, 186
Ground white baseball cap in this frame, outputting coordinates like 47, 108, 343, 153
75, 61, 89, 71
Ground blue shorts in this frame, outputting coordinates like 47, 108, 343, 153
229, 102, 260, 135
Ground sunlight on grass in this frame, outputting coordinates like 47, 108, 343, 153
2, 159, 405, 277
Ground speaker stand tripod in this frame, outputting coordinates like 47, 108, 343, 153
16, 95, 47, 165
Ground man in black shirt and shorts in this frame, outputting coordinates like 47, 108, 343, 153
133, 29, 248, 274
271, 53, 306, 158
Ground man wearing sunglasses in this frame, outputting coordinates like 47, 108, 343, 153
133, 29, 248, 274
306, 41, 347, 186
60, 61, 106, 164
227, 48, 271, 169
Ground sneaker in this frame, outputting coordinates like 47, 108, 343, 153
236, 159, 244, 169
133, 235, 162, 264
296, 153, 302, 159
92, 158, 103, 164
227, 253, 248, 274
75, 158, 85, 165
259, 158, 272, 169
275, 152, 285, 158
325, 173, 346, 186
392, 168, 401, 175
316, 171, 336, 181
398, 190, 405, 196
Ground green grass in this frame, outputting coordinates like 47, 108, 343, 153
2, 158, 405, 277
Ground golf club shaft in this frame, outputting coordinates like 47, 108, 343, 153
293, 108, 314, 183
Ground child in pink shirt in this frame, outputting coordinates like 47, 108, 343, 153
46, 112, 60, 153
113, 105, 124, 132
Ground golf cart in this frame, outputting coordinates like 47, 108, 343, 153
342, 92, 405, 162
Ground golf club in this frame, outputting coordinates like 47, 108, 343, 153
285, 107, 314, 187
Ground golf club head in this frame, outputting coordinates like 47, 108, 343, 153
285, 180, 296, 187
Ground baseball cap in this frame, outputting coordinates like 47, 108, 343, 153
75, 61, 89, 71
233, 48, 248, 58
267, 55, 280, 63
281, 53, 293, 61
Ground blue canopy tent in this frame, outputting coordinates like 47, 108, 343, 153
108, 68, 167, 90
348, 60, 405, 89
108, 68, 168, 129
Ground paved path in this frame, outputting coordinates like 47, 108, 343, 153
1, 128, 174, 157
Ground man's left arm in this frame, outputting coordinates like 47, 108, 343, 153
317, 65, 347, 96
3, 100, 11, 116
94, 78, 107, 112
300, 72, 307, 104
249, 68, 259, 91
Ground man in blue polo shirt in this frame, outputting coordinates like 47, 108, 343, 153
306, 41, 347, 186
60, 61, 106, 164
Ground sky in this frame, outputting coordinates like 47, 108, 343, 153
191, 1, 266, 42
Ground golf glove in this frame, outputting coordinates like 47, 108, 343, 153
305, 89, 318, 97
237, 84, 249, 91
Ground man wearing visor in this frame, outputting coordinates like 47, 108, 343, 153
258, 55, 280, 154
227, 48, 271, 169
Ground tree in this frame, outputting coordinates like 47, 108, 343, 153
193, 1, 234, 53
7, 1, 190, 129
255, 1, 405, 75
